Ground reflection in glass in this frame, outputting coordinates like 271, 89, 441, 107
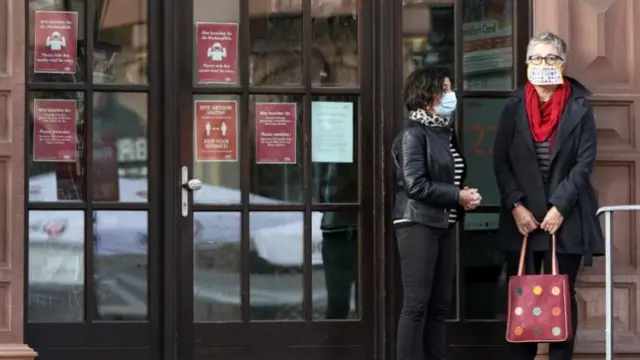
28, 91, 85, 202
28, 0, 86, 83
193, 95, 240, 204
93, 0, 148, 84
311, 96, 358, 203
250, 95, 303, 203
194, 212, 241, 322
463, 212, 506, 319
92, 92, 148, 202
94, 211, 148, 320
311, 0, 359, 87
249, 3, 302, 85
314, 211, 358, 320
193, 0, 240, 86
28, 210, 84, 322
462, 0, 514, 90
249, 212, 306, 320
402, 2, 453, 79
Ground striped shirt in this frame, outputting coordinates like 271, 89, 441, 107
534, 141, 551, 182
448, 142, 465, 223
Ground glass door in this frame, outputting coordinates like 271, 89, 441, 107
174, 0, 375, 359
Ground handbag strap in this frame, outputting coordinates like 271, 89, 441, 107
517, 234, 559, 276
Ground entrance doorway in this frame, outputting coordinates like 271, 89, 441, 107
25, 0, 375, 359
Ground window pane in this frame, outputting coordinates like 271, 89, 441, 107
93, 92, 148, 202
28, 0, 85, 83
463, 212, 506, 319
250, 95, 303, 203
249, 3, 302, 86
313, 211, 358, 320
462, 97, 504, 206
193, 0, 240, 86
462, 0, 514, 90
311, 96, 358, 203
402, 2, 454, 78
28, 91, 85, 202
194, 212, 241, 322
193, 95, 241, 204
28, 210, 84, 322
311, 0, 360, 87
94, 211, 148, 320
93, 0, 148, 84
249, 211, 303, 321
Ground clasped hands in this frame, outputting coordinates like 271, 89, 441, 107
513, 204, 564, 235
459, 186, 482, 211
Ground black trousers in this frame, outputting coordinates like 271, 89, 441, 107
322, 230, 357, 319
395, 222, 456, 360
504, 251, 582, 360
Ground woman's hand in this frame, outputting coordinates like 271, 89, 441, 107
512, 205, 539, 235
459, 187, 482, 210
541, 206, 564, 234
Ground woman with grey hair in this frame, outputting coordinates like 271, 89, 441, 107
493, 31, 605, 360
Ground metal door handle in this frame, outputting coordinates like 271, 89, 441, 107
181, 166, 201, 217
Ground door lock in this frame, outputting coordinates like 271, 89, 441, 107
181, 166, 202, 217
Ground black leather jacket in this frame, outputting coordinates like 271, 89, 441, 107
392, 121, 467, 228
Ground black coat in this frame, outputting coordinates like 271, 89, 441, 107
492, 78, 605, 265
392, 121, 467, 228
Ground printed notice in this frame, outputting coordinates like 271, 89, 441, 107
311, 101, 354, 163
255, 103, 297, 164
194, 100, 238, 162
33, 99, 77, 162
33, 11, 78, 74
196, 22, 239, 84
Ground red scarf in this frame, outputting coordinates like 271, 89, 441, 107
524, 80, 571, 143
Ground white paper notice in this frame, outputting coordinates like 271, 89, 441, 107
311, 101, 354, 163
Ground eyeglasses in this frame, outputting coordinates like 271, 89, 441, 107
527, 55, 563, 65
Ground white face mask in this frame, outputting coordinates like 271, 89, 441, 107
527, 65, 563, 85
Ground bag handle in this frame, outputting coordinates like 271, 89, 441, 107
517, 234, 559, 276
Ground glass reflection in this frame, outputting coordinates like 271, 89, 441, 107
93, 92, 148, 202
250, 95, 303, 203
402, 2, 454, 78
249, 3, 302, 85
463, 212, 507, 319
462, 0, 514, 90
193, 95, 241, 204
94, 211, 148, 320
194, 212, 241, 322
314, 211, 358, 320
28, 0, 86, 83
93, 0, 148, 84
249, 211, 305, 321
311, 96, 358, 203
28, 210, 84, 322
28, 91, 85, 202
311, 0, 359, 87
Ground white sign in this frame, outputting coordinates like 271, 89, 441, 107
311, 101, 354, 163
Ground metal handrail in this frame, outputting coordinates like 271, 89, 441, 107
595, 205, 640, 360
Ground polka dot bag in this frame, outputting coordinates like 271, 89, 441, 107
506, 234, 573, 343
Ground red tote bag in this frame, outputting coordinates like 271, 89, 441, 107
506, 234, 573, 343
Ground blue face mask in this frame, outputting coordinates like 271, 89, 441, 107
434, 91, 457, 118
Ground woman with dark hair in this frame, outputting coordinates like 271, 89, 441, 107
392, 67, 482, 360
493, 32, 604, 360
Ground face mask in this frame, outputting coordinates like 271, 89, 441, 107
527, 64, 563, 85
434, 91, 457, 118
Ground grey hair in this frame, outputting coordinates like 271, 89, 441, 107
526, 31, 567, 61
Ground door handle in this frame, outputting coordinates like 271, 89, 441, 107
181, 166, 202, 217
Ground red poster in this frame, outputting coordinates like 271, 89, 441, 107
33, 11, 78, 74
33, 99, 77, 162
194, 100, 238, 162
195, 22, 239, 84
255, 103, 297, 164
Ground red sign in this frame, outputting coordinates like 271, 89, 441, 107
255, 103, 297, 164
33, 99, 77, 162
33, 11, 78, 74
195, 22, 239, 84
194, 100, 238, 162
